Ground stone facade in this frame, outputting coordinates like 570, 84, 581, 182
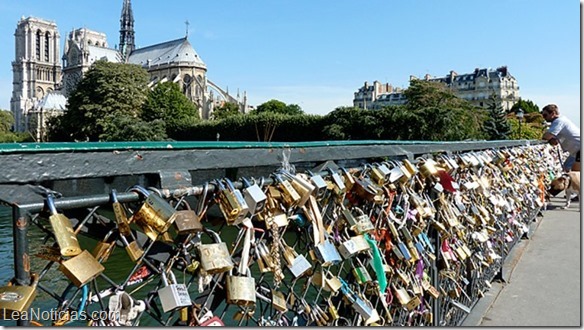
354, 66, 520, 111
10, 17, 62, 132
11, 0, 249, 139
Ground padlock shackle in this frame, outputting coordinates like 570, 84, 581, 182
240, 177, 252, 189
45, 194, 58, 215
110, 189, 119, 203
129, 185, 151, 198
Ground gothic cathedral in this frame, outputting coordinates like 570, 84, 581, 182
11, 0, 248, 140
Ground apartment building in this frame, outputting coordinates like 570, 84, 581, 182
354, 66, 519, 111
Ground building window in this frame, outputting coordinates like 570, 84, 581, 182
36, 30, 42, 60
45, 32, 50, 62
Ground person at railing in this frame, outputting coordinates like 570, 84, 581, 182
541, 104, 580, 172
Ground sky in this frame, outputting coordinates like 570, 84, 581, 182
0, 0, 580, 125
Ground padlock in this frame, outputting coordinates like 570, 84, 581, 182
215, 178, 249, 225
59, 250, 105, 287
241, 177, 267, 215
111, 189, 132, 236
418, 158, 439, 179
45, 195, 82, 257
370, 163, 391, 185
401, 159, 419, 177
119, 234, 144, 262
354, 214, 375, 234
340, 167, 356, 191
271, 289, 287, 312
157, 269, 192, 313
353, 176, 381, 202
315, 240, 342, 266
351, 294, 380, 325
173, 209, 203, 234
281, 171, 315, 207
338, 233, 371, 259
327, 168, 346, 195
225, 269, 256, 307
282, 242, 312, 278
92, 228, 117, 263
307, 170, 328, 199
130, 186, 177, 241
197, 230, 234, 274
273, 173, 301, 208
352, 264, 372, 285
0, 273, 38, 318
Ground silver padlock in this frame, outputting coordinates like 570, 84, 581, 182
241, 177, 267, 216
281, 242, 312, 278
339, 233, 371, 259
307, 171, 328, 199
157, 270, 192, 313
315, 240, 342, 266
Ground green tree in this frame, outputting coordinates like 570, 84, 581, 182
0, 110, 14, 133
211, 102, 241, 120
252, 99, 304, 115
142, 81, 200, 137
101, 116, 168, 141
509, 98, 540, 114
483, 95, 512, 140
403, 79, 469, 109
47, 60, 150, 141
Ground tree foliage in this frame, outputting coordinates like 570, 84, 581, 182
211, 102, 241, 120
252, 99, 304, 115
483, 95, 512, 140
0, 110, 14, 133
47, 60, 151, 141
509, 98, 540, 114
142, 81, 200, 138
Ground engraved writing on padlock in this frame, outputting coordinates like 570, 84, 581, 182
197, 230, 234, 274
158, 270, 191, 313
46, 195, 82, 257
0, 273, 38, 317
173, 209, 203, 234
225, 269, 256, 306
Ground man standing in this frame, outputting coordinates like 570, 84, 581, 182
541, 104, 580, 172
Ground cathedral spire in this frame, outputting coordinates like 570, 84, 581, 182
119, 0, 135, 60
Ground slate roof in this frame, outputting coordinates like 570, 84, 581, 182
35, 92, 67, 110
86, 45, 123, 64
127, 37, 206, 69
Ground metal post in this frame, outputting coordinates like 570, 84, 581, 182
12, 206, 31, 326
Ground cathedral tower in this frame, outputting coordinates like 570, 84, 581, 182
10, 17, 61, 132
119, 0, 135, 60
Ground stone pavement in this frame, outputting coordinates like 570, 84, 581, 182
462, 196, 581, 326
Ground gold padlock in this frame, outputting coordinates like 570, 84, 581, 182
273, 173, 301, 208
173, 209, 203, 234
130, 186, 176, 241
0, 273, 38, 318
197, 230, 234, 274
225, 269, 256, 307
215, 179, 245, 225
91, 228, 117, 263
271, 289, 287, 312
46, 195, 82, 257
59, 250, 105, 287
111, 189, 131, 236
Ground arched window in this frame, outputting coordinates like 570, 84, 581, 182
45, 32, 50, 62
36, 30, 42, 60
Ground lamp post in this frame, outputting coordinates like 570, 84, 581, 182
516, 108, 524, 138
